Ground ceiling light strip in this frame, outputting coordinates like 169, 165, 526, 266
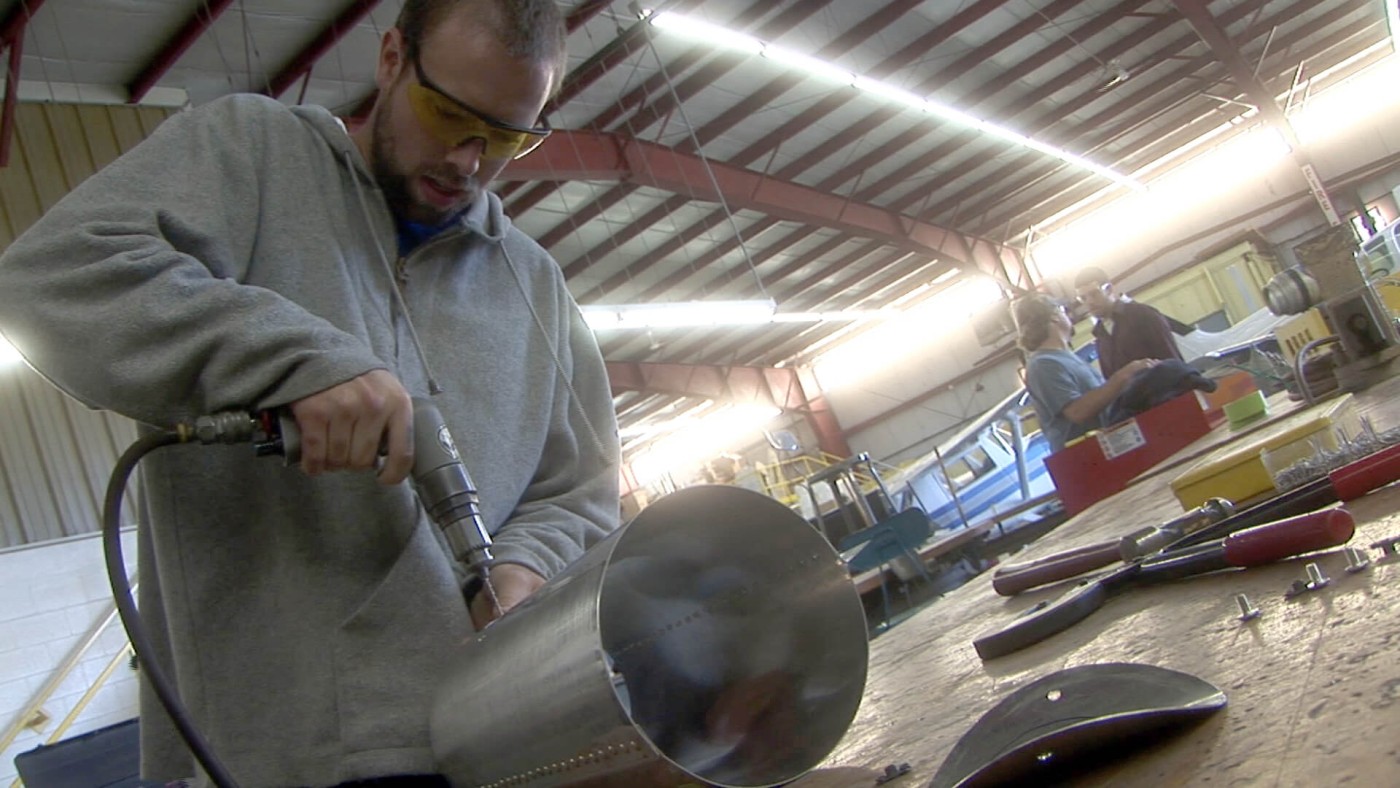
645, 10, 1142, 190
1389, 1, 1400, 52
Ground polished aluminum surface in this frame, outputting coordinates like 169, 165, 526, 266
431, 485, 869, 787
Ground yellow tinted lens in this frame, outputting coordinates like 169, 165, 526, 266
408, 84, 544, 161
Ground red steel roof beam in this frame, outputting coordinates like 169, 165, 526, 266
587, 0, 1142, 305
561, 0, 1007, 306
551, 0, 707, 113
128, 0, 236, 103
1, 33, 21, 167
515, 130, 1024, 282
679, 0, 924, 153
263, 0, 384, 99
609, 0, 1149, 303
522, 1, 830, 267
918, 0, 1303, 231
799, 0, 1266, 240
532, 0, 912, 279
949, 0, 1349, 234
1171, 0, 1341, 223
0, 0, 45, 167
588, 0, 824, 135
562, 194, 692, 281
0, 0, 43, 44
565, 0, 612, 33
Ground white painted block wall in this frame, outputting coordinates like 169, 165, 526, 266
1, 529, 139, 784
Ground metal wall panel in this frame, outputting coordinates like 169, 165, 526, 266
0, 362, 137, 547
1, 102, 177, 244
0, 101, 175, 548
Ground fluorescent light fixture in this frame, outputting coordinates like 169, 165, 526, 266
1290, 54, 1400, 144
0, 335, 24, 368
1389, 1, 1400, 51
762, 44, 855, 86
630, 403, 781, 485
648, 11, 762, 54
924, 104, 988, 132
579, 299, 896, 330
16, 80, 189, 107
580, 299, 777, 330
770, 309, 891, 323
1030, 49, 1400, 278
851, 76, 928, 111
644, 10, 1141, 189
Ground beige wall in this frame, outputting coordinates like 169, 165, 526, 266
0, 103, 173, 549
0, 103, 176, 247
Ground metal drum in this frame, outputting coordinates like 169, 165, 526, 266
431, 485, 869, 787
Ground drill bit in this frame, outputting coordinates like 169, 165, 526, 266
477, 573, 505, 623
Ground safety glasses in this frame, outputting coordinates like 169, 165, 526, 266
406, 56, 551, 162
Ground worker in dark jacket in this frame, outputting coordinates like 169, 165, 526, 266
1073, 266, 1184, 378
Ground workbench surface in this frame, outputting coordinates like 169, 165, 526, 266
814, 375, 1400, 787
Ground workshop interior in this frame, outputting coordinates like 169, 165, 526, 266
3, 0, 1400, 786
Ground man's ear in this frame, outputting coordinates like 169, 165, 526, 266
376, 28, 408, 91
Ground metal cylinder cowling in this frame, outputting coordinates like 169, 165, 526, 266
430, 485, 869, 787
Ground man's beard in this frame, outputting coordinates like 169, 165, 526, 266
371, 110, 477, 226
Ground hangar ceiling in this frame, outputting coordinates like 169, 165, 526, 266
0, 0, 1392, 454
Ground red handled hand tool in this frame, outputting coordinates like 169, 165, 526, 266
991, 441, 1400, 596
973, 507, 1356, 660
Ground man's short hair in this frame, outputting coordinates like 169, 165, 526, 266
397, 0, 567, 90
1012, 294, 1060, 352
1073, 266, 1110, 288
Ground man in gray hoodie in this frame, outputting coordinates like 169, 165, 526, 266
0, 1, 620, 785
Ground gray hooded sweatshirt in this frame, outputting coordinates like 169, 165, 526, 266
0, 94, 620, 785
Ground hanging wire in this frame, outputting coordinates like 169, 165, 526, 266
241, 1, 253, 87
330, 9, 352, 109
542, 16, 678, 304
22, 0, 60, 102
44, 0, 85, 104
560, 2, 781, 312
238, 0, 273, 95
639, 19, 772, 304
204, 1, 242, 95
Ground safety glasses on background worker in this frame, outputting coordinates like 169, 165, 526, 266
407, 56, 551, 162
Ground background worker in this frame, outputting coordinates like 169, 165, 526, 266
1014, 295, 1156, 452
1073, 266, 1185, 378
0, 1, 620, 785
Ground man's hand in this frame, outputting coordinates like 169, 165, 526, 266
1109, 357, 1158, 386
470, 563, 547, 630
288, 369, 414, 484
1064, 357, 1160, 426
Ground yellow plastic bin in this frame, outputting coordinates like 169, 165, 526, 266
1169, 394, 1361, 509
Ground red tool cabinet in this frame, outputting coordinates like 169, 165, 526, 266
1044, 391, 1213, 515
